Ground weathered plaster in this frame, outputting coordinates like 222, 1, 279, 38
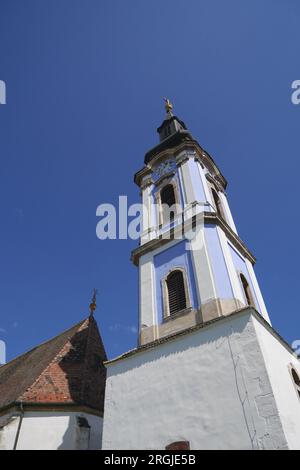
103, 310, 291, 450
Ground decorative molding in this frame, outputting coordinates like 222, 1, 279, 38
152, 159, 177, 182
134, 140, 227, 189
175, 154, 189, 167
140, 176, 154, 190
205, 173, 225, 194
131, 211, 256, 266
105, 307, 298, 366
154, 171, 176, 189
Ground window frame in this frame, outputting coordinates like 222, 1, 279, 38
161, 267, 192, 320
155, 178, 181, 227
288, 364, 300, 402
238, 272, 255, 308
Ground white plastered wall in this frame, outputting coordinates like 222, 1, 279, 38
253, 316, 300, 450
0, 411, 103, 450
102, 310, 289, 450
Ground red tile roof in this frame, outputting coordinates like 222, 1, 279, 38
0, 316, 107, 413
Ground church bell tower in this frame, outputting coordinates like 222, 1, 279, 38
132, 99, 270, 346
103, 100, 300, 451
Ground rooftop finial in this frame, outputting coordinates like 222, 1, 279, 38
89, 288, 98, 316
164, 97, 173, 114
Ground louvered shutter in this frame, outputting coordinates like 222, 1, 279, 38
167, 270, 187, 315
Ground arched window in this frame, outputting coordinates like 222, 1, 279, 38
211, 188, 226, 221
160, 184, 176, 223
240, 273, 255, 307
166, 270, 187, 315
161, 184, 176, 207
291, 368, 300, 399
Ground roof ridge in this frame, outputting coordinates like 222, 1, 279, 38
80, 316, 94, 403
17, 318, 90, 402
0, 318, 87, 373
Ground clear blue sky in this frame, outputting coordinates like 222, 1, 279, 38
0, 0, 299, 361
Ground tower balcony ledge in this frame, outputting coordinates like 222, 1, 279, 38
131, 212, 256, 266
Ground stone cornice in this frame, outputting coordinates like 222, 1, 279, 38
134, 140, 227, 189
205, 173, 225, 194
131, 211, 256, 266
140, 176, 154, 190
104, 307, 300, 367
175, 153, 189, 167
153, 171, 176, 188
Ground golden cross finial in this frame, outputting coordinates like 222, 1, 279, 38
164, 97, 173, 113
89, 288, 98, 316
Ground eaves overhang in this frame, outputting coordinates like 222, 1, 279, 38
135, 139, 227, 190
0, 401, 103, 418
